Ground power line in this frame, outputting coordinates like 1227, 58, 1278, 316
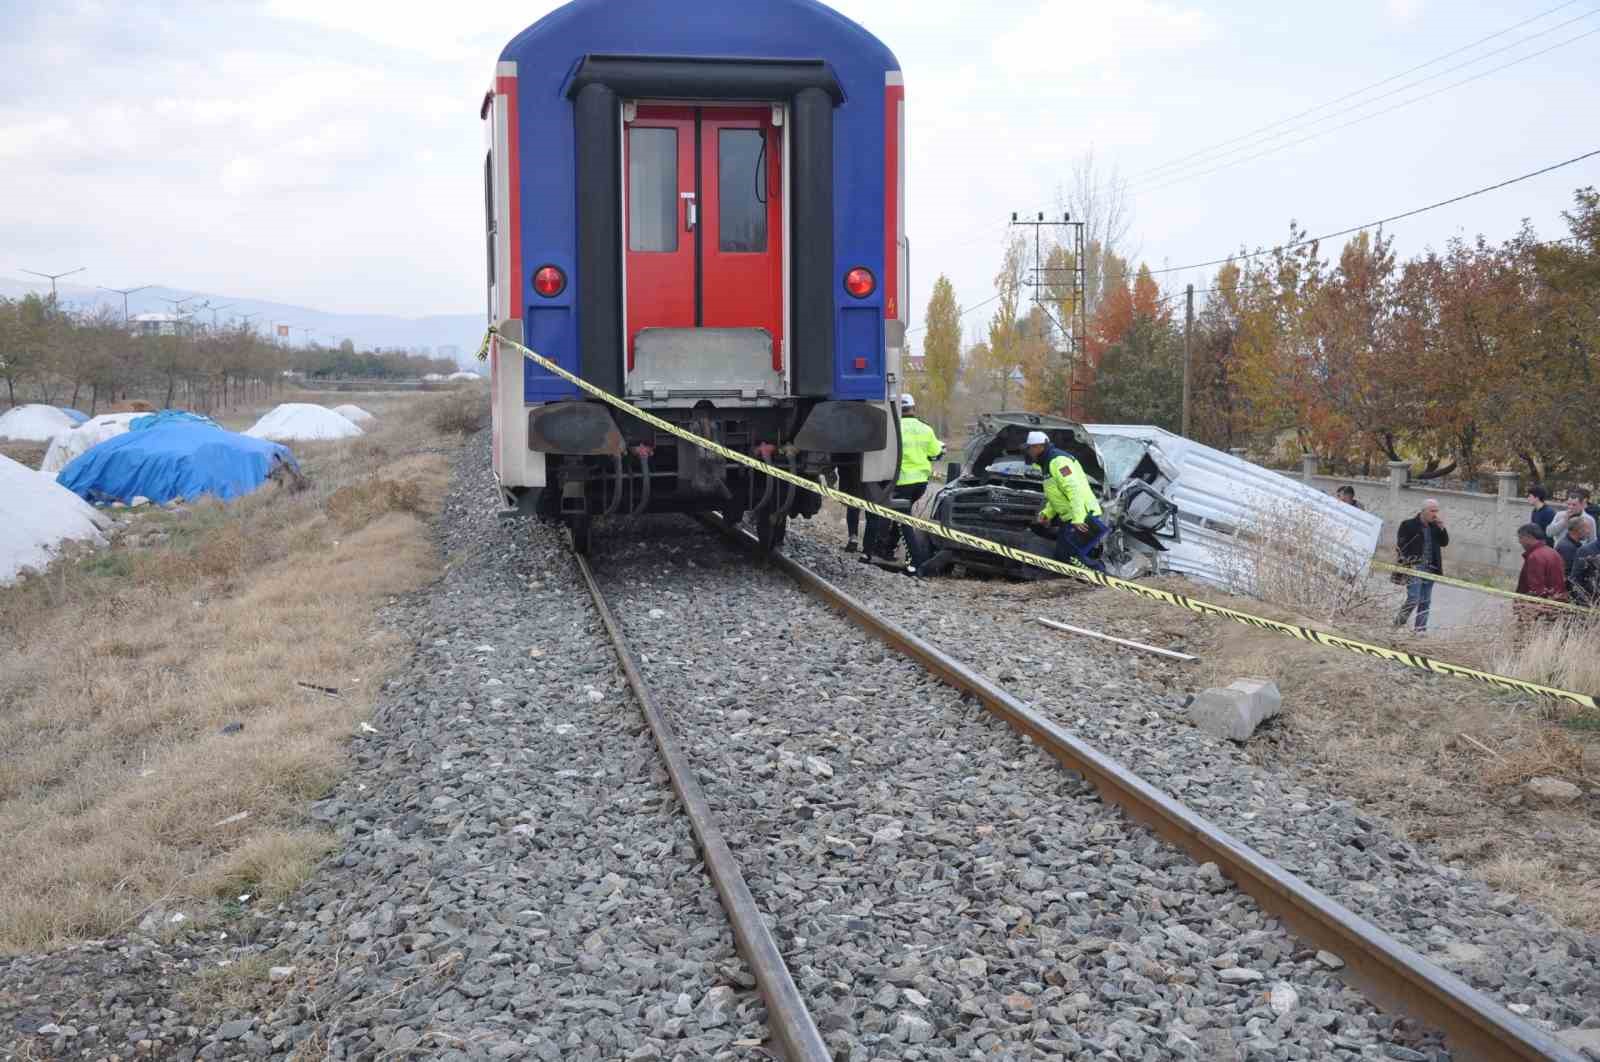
1137, 24, 1600, 194
1131, 0, 1589, 184
1122, 146, 1600, 283
912, 147, 1599, 333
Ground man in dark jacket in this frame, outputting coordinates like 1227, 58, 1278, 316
1555, 512, 1597, 589
1393, 499, 1448, 632
1571, 538, 1600, 607
1528, 485, 1557, 544
1514, 522, 1568, 628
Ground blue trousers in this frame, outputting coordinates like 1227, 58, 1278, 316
1397, 574, 1435, 630
1052, 514, 1109, 572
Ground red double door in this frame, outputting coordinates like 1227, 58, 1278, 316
623, 104, 784, 374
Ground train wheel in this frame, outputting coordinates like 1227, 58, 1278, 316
754, 508, 788, 555
569, 515, 592, 556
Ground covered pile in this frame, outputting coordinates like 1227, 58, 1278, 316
0, 403, 76, 442
59, 407, 90, 425
57, 421, 298, 505
331, 403, 376, 428
0, 453, 110, 584
245, 403, 364, 442
447, 371, 481, 382
39, 412, 147, 475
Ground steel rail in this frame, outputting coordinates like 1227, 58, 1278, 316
571, 551, 829, 1062
709, 518, 1578, 1062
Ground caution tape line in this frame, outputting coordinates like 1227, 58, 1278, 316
1372, 561, 1591, 615
479, 330, 1597, 711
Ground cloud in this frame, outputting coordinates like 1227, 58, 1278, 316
1385, 0, 1424, 23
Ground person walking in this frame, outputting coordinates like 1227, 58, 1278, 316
1514, 522, 1569, 628
861, 393, 942, 568
1393, 499, 1448, 633
1022, 430, 1108, 572
1570, 537, 1600, 607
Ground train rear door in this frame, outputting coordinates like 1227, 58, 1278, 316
624, 103, 785, 401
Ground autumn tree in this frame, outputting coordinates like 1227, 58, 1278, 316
976, 235, 1027, 410
920, 275, 961, 433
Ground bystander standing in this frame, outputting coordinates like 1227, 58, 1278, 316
1514, 522, 1568, 629
1549, 489, 1598, 547
1335, 485, 1364, 510
1528, 485, 1557, 544
1393, 499, 1448, 633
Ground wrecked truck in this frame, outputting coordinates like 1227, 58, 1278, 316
910, 412, 1180, 579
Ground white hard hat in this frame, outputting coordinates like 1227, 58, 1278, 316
899, 393, 916, 410
1025, 430, 1049, 447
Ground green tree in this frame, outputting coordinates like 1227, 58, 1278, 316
920, 275, 960, 434
1088, 313, 1183, 430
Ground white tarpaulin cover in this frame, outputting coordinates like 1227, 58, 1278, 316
39, 412, 146, 475
245, 403, 364, 442
331, 404, 376, 427
0, 452, 109, 584
0, 403, 76, 442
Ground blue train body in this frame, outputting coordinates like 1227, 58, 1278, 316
484, 0, 908, 551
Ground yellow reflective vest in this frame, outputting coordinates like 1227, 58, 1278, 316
898, 415, 943, 486
1035, 448, 1102, 524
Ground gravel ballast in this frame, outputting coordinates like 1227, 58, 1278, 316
782, 519, 1600, 1047
2, 439, 762, 1061
591, 518, 1442, 1060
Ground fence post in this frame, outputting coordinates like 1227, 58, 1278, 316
1301, 453, 1319, 485
1388, 460, 1409, 509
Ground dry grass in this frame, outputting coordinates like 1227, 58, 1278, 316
0, 390, 457, 953
1121, 575, 1600, 933
430, 386, 488, 436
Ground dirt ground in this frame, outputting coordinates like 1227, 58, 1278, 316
0, 388, 472, 952
800, 496, 1600, 935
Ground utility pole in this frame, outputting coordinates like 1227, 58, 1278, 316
206, 303, 235, 330
1010, 212, 1086, 417
239, 312, 260, 333
21, 266, 86, 300
98, 284, 151, 326
1181, 283, 1194, 439
298, 326, 313, 348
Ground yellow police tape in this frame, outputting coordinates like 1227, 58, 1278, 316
1371, 560, 1591, 616
478, 329, 1597, 711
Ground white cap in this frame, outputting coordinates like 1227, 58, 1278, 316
1025, 430, 1049, 447
899, 393, 915, 409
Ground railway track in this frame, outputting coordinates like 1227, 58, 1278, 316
571, 515, 1581, 1062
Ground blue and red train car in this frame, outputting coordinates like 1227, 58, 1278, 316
483, 0, 907, 551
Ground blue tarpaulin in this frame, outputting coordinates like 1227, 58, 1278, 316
56, 422, 298, 505
59, 408, 89, 425
129, 410, 218, 432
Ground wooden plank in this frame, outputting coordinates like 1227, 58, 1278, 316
1035, 617, 1198, 662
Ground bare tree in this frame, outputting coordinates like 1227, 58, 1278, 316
1055, 148, 1136, 312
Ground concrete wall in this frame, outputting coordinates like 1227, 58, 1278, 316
1282, 455, 1526, 575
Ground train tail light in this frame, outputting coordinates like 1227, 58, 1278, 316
533, 265, 566, 297
844, 267, 875, 299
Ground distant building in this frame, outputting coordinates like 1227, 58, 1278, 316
130, 312, 190, 337
439, 344, 462, 362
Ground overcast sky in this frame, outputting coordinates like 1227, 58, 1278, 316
3, 0, 1597, 339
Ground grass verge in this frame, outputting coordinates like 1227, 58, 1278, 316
0, 389, 468, 953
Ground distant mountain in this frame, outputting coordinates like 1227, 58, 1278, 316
0, 276, 485, 370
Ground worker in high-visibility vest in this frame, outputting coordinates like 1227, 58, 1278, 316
862, 393, 943, 571
1022, 429, 1108, 572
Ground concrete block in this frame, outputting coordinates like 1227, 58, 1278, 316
1189, 678, 1282, 742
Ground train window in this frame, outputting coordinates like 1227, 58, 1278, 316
628, 127, 678, 253
718, 129, 767, 253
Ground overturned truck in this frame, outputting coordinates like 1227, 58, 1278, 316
912, 412, 1179, 579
